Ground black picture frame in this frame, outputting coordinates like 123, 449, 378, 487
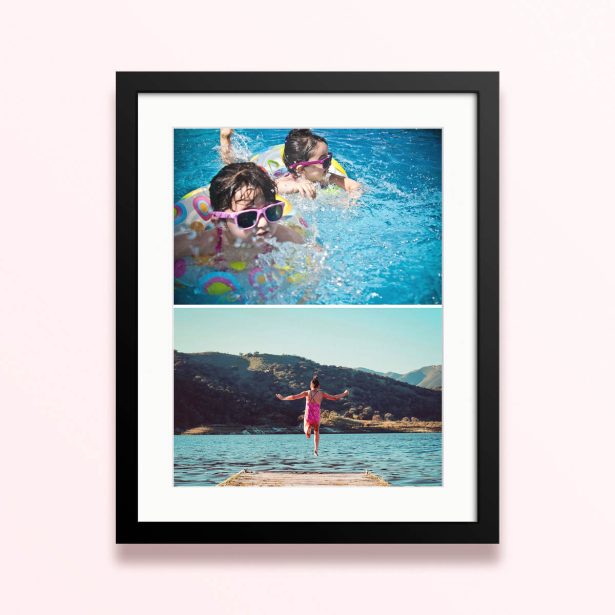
116, 72, 499, 544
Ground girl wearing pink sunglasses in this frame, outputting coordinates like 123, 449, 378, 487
220, 128, 361, 198
174, 162, 306, 267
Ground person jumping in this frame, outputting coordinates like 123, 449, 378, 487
276, 375, 348, 456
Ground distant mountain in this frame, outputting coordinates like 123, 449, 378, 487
357, 365, 442, 390
175, 351, 442, 432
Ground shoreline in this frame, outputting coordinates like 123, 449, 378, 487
178, 420, 442, 436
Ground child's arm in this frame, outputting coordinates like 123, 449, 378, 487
220, 128, 236, 164
174, 227, 218, 259
276, 391, 308, 401
275, 175, 317, 199
322, 390, 349, 401
275, 223, 306, 245
328, 174, 362, 193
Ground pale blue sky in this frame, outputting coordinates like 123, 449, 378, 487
174, 308, 442, 373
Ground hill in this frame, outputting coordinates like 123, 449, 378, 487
174, 351, 442, 433
357, 365, 442, 390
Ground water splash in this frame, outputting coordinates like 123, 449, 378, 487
175, 128, 442, 305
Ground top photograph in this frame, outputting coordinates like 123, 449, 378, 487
174, 128, 441, 305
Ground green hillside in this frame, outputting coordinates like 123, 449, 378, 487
174, 351, 442, 433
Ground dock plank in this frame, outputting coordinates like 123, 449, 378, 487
218, 470, 390, 487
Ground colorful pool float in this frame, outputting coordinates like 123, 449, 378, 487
174, 184, 314, 303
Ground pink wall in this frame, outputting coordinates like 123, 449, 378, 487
2, 1, 614, 613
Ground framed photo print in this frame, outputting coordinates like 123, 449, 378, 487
116, 72, 499, 543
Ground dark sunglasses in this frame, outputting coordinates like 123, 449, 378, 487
212, 201, 285, 230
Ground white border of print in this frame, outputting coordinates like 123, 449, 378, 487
137, 93, 476, 522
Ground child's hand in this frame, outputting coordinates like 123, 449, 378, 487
343, 390, 349, 397
296, 178, 317, 199
346, 181, 363, 205
219, 128, 235, 164
276, 394, 284, 400
277, 176, 316, 198
345, 178, 361, 192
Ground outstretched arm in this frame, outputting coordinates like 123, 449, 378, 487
276, 391, 309, 401
220, 128, 237, 164
328, 173, 362, 193
322, 390, 349, 401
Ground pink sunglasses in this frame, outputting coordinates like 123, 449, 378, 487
287, 153, 333, 171
212, 201, 285, 230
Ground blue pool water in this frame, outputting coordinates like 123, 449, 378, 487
174, 433, 442, 487
174, 129, 442, 305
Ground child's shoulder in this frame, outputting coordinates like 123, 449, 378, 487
276, 224, 306, 245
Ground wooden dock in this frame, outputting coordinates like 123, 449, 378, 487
217, 470, 390, 487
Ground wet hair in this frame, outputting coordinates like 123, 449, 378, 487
311, 375, 320, 389
283, 129, 328, 176
209, 162, 277, 212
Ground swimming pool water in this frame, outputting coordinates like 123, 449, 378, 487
174, 128, 442, 304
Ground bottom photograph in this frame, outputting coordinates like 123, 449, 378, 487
174, 307, 442, 487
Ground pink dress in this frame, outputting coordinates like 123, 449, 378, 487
305, 391, 321, 427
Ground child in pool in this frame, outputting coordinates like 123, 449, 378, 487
220, 128, 361, 198
276, 376, 349, 456
174, 162, 305, 266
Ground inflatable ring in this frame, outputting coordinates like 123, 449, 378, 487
174, 202, 187, 225
173, 186, 215, 234
248, 266, 277, 296
174, 258, 187, 279
197, 271, 241, 299
228, 260, 247, 272
277, 194, 293, 218
251, 144, 348, 188
249, 267, 267, 288
192, 195, 214, 223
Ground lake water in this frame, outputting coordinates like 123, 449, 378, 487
174, 433, 442, 487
